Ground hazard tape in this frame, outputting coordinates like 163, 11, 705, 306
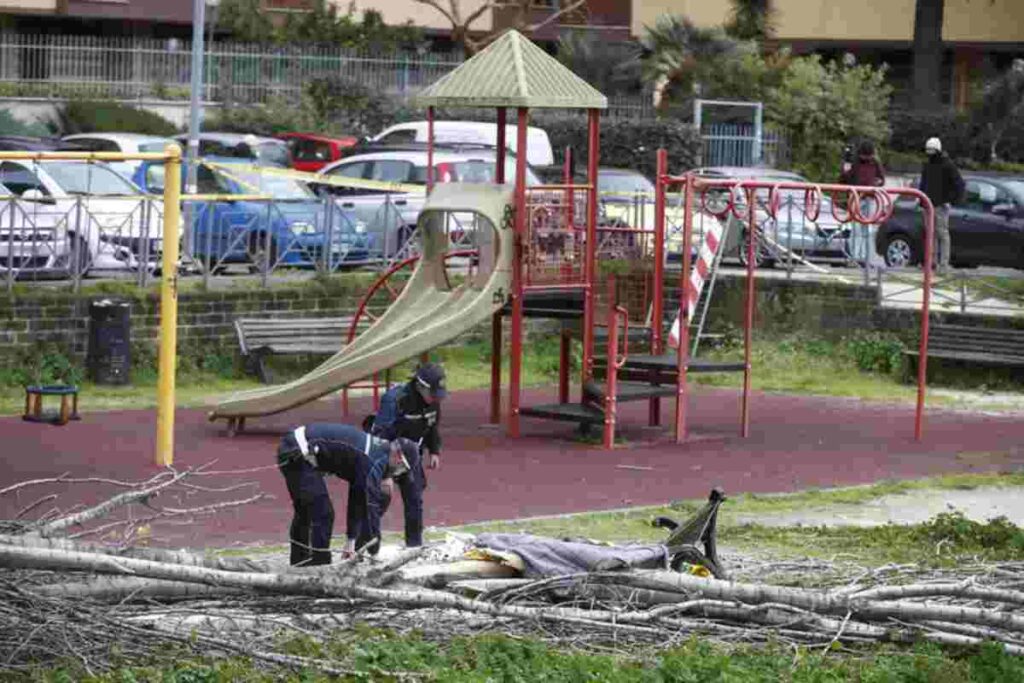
202, 161, 426, 195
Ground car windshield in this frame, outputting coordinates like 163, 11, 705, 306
600, 172, 655, 194
413, 159, 541, 185
42, 162, 139, 196
1002, 181, 1024, 201
228, 170, 313, 199
257, 143, 291, 168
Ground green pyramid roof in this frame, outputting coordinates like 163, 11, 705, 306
415, 30, 607, 110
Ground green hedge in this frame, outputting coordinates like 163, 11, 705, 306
51, 100, 179, 136
535, 114, 701, 179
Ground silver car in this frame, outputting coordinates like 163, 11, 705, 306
693, 166, 853, 267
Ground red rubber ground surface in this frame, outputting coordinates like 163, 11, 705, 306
2, 386, 1022, 551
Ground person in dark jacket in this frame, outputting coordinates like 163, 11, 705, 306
839, 140, 886, 187
919, 137, 965, 273
276, 423, 420, 566
365, 362, 447, 549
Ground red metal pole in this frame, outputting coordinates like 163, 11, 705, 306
650, 148, 667, 427
426, 107, 435, 195
508, 107, 529, 438
916, 200, 934, 441
564, 145, 573, 231
582, 109, 600, 387
490, 108, 506, 424
496, 108, 506, 184
341, 388, 349, 417
604, 275, 618, 449
674, 173, 694, 443
741, 190, 756, 438
559, 328, 570, 404
490, 312, 502, 423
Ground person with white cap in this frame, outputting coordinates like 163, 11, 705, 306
919, 137, 965, 273
276, 423, 421, 566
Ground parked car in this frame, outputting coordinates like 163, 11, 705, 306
369, 121, 555, 168
277, 132, 359, 173
61, 133, 176, 179
173, 133, 292, 168
0, 136, 87, 152
314, 149, 544, 256
134, 158, 369, 271
0, 159, 164, 276
875, 173, 1024, 269
692, 166, 850, 267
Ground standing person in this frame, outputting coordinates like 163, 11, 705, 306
919, 137, 965, 274
276, 422, 421, 566
839, 140, 886, 187
366, 362, 447, 549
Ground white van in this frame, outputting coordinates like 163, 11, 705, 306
370, 121, 555, 168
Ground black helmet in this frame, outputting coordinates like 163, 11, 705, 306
413, 362, 447, 400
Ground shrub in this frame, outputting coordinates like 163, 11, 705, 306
887, 107, 983, 163
49, 99, 178, 136
204, 97, 320, 137
844, 333, 905, 375
0, 109, 49, 137
537, 115, 701, 179
767, 55, 891, 181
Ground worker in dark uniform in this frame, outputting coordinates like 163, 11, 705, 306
365, 362, 447, 549
276, 422, 421, 566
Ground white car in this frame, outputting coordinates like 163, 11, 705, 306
315, 150, 543, 257
0, 160, 165, 276
371, 121, 555, 168
61, 133, 176, 180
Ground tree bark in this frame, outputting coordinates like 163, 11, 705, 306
912, 0, 946, 110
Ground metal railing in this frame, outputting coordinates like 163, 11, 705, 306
0, 33, 658, 118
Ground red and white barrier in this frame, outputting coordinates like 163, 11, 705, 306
668, 215, 724, 349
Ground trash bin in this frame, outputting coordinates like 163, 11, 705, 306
87, 299, 131, 385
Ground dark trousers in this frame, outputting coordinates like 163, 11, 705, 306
280, 459, 334, 566
354, 445, 425, 550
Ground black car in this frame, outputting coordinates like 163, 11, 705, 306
875, 173, 1024, 269
0, 136, 87, 151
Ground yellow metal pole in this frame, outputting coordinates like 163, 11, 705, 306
156, 144, 183, 467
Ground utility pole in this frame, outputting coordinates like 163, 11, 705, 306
184, 0, 207, 256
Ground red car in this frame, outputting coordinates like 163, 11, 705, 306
276, 133, 359, 173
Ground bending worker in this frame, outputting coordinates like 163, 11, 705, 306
366, 362, 448, 548
276, 422, 421, 566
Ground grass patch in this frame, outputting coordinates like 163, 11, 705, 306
19, 633, 1024, 682
434, 472, 1024, 566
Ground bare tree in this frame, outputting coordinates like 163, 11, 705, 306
415, 0, 588, 56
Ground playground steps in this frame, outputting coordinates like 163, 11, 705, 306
518, 401, 605, 425
583, 379, 675, 402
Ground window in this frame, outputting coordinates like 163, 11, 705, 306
139, 141, 171, 153
42, 162, 138, 196
292, 139, 332, 162
197, 166, 228, 195
145, 164, 166, 193
370, 160, 414, 183
963, 181, 1009, 213
68, 138, 121, 153
378, 129, 417, 145
327, 162, 368, 179
0, 162, 49, 197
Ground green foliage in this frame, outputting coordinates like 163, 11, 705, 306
724, 0, 776, 42
302, 76, 407, 138
275, 3, 422, 50
0, 344, 83, 387
0, 108, 49, 137
538, 115, 701, 179
887, 108, 981, 162
913, 511, 1024, 558
556, 30, 643, 97
48, 100, 178, 136
845, 333, 905, 375
699, 44, 791, 105
640, 15, 740, 112
767, 54, 892, 181
203, 97, 320, 137
214, 0, 274, 44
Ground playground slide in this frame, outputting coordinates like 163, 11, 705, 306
209, 183, 513, 422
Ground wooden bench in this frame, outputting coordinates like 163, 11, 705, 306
235, 316, 362, 383
906, 324, 1024, 369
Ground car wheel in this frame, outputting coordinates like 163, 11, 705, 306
883, 234, 916, 268
737, 231, 773, 269
246, 233, 277, 274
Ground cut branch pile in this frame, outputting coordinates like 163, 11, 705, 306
3, 472, 1024, 676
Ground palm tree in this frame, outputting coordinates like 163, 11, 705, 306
641, 15, 739, 112
725, 0, 775, 42
911, 0, 945, 110
556, 30, 643, 97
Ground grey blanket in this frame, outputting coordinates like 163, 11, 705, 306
473, 532, 669, 578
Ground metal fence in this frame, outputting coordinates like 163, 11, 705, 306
0, 33, 658, 119
701, 123, 789, 168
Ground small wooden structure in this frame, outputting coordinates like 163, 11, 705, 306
23, 384, 80, 426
